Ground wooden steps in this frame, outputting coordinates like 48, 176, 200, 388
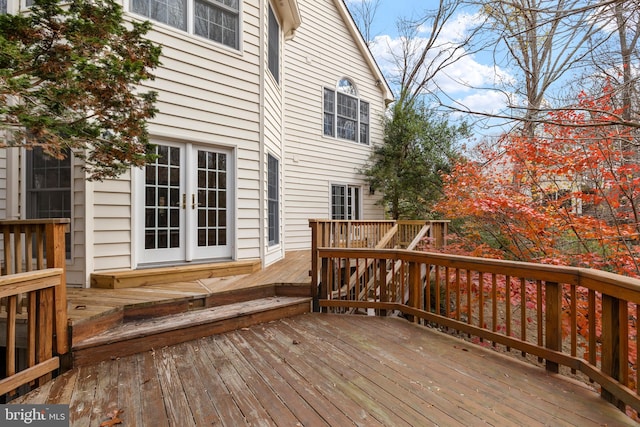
90, 259, 262, 289
72, 295, 312, 366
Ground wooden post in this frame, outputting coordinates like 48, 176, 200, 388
544, 281, 562, 373
37, 288, 54, 385
309, 220, 319, 312
601, 294, 627, 410
408, 261, 420, 322
379, 258, 387, 316
46, 222, 69, 354
320, 257, 329, 313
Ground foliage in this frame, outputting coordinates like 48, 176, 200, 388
437, 83, 640, 277
434, 84, 640, 412
362, 97, 469, 219
0, 0, 161, 180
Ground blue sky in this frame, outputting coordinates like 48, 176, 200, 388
345, 0, 513, 136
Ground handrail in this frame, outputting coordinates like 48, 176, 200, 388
0, 268, 64, 398
309, 219, 449, 310
316, 247, 640, 417
0, 219, 69, 400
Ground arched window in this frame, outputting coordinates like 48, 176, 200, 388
323, 78, 370, 144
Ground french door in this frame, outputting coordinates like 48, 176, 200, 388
140, 142, 234, 264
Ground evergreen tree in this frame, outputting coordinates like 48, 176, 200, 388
0, 0, 161, 180
362, 97, 469, 219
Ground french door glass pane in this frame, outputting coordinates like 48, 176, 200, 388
145, 145, 181, 249
196, 150, 227, 247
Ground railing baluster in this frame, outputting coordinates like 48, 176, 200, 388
601, 294, 627, 410
545, 281, 561, 373
521, 278, 527, 357
492, 273, 498, 347
455, 269, 461, 322
25, 226, 33, 272
445, 267, 451, 319
6, 295, 17, 393
636, 304, 639, 402
588, 289, 597, 368
570, 284, 577, 374
506, 275, 511, 351
4, 229, 13, 275
537, 280, 543, 363
425, 264, 431, 315
435, 265, 441, 316
479, 273, 484, 340
467, 270, 472, 332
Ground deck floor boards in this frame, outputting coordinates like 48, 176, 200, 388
67, 250, 311, 325
12, 313, 635, 426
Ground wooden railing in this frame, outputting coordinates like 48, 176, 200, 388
309, 219, 449, 310
0, 219, 69, 400
316, 248, 640, 417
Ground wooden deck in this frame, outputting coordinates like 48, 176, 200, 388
13, 314, 633, 426
66, 250, 311, 327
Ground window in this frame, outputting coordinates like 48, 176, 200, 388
323, 79, 370, 144
144, 144, 181, 250
131, 0, 239, 49
26, 147, 72, 258
1, 0, 6, 14
267, 4, 280, 83
331, 184, 361, 220
267, 154, 279, 245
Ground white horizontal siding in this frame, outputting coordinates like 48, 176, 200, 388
88, 1, 264, 271
282, 0, 387, 250
92, 172, 132, 272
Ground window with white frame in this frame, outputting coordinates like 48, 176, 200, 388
331, 184, 361, 220
131, 0, 240, 49
267, 4, 279, 83
1, 0, 6, 14
26, 147, 72, 258
323, 79, 369, 144
267, 154, 279, 245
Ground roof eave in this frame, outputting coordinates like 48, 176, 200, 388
274, 0, 302, 40
334, 0, 394, 104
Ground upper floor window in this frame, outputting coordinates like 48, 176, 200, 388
131, 0, 239, 49
323, 79, 370, 145
267, 4, 279, 83
1, 0, 6, 14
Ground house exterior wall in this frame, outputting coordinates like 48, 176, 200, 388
282, 0, 389, 250
263, 2, 286, 266
85, 1, 264, 280
1, 0, 389, 285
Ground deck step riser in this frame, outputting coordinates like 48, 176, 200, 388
72, 299, 311, 366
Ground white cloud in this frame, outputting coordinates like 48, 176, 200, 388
455, 90, 509, 116
369, 11, 514, 113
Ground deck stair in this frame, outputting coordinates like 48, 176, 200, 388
71, 285, 312, 366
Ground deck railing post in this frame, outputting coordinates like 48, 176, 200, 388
601, 294, 628, 410
408, 261, 420, 322
45, 222, 69, 354
379, 258, 387, 316
544, 281, 562, 373
320, 256, 329, 313
309, 220, 320, 311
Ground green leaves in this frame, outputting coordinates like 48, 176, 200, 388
362, 97, 468, 219
0, 0, 161, 180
